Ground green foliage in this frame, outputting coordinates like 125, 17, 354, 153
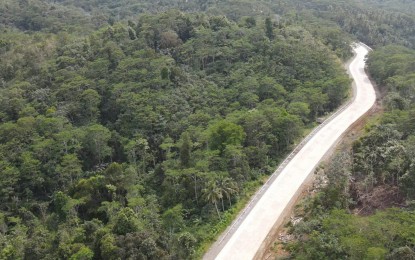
0, 0, 378, 258
360, 46, 415, 198
290, 208, 415, 259
82, 124, 112, 166
70, 246, 94, 260
291, 0, 415, 49
208, 120, 245, 153
265, 17, 274, 40
113, 208, 141, 235
179, 132, 192, 167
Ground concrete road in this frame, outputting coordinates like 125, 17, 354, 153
204, 43, 376, 260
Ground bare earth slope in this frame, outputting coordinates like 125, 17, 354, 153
204, 43, 376, 260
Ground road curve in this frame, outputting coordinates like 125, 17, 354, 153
204, 43, 376, 260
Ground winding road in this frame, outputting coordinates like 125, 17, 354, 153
204, 43, 377, 260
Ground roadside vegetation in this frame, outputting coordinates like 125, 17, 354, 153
283, 45, 415, 259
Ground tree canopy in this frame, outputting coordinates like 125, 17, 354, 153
1, 0, 414, 258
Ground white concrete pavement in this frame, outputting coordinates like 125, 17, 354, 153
204, 43, 376, 260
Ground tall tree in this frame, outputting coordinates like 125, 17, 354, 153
202, 180, 222, 219
265, 17, 274, 40
179, 132, 192, 167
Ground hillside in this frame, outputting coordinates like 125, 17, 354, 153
0, 0, 414, 259
0, 2, 352, 259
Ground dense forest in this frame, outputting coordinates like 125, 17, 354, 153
0, 1, 353, 259
2, 0, 414, 48
0, 0, 414, 259
292, 0, 415, 49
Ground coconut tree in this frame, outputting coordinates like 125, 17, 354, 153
224, 178, 239, 207
218, 176, 239, 209
202, 180, 222, 219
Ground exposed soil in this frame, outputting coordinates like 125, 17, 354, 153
351, 184, 405, 216
261, 182, 314, 260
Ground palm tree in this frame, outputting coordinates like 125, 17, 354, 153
218, 176, 239, 208
217, 176, 227, 212
202, 180, 222, 219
